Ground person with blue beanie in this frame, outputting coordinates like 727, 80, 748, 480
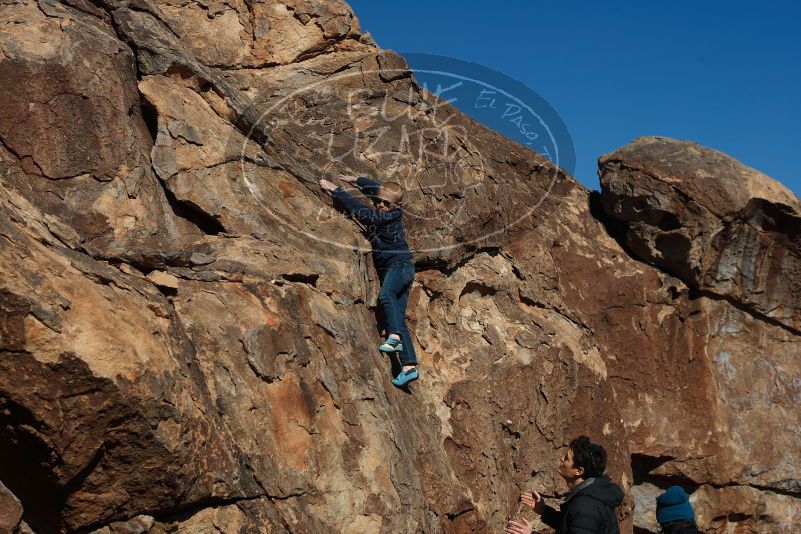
656, 486, 702, 534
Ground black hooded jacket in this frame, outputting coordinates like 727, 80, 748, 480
541, 477, 624, 534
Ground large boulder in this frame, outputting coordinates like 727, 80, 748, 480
599, 136, 801, 332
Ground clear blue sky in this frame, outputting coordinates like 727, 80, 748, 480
348, 0, 801, 197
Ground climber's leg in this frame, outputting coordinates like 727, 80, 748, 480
376, 295, 388, 337
396, 268, 417, 367
377, 261, 409, 351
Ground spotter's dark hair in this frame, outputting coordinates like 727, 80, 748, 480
569, 435, 607, 478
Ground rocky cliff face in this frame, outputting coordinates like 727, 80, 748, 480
0, 1, 799, 533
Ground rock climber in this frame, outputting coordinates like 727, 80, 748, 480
320, 174, 419, 387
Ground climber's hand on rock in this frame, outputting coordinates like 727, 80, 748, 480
320, 179, 337, 193
506, 519, 534, 534
521, 491, 545, 515
337, 174, 357, 183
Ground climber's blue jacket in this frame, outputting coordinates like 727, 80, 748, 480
331, 177, 413, 270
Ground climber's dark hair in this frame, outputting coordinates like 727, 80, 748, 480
569, 435, 607, 478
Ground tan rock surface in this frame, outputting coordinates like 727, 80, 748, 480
1, 1, 799, 533
600, 136, 801, 332
0, 481, 23, 534
0, 0, 201, 260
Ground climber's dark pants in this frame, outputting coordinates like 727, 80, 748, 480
377, 260, 417, 366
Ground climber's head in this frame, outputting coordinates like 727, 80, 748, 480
558, 435, 607, 484
374, 181, 403, 211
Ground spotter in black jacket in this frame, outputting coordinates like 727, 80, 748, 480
541, 476, 624, 534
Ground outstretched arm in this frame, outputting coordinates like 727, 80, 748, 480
320, 179, 399, 226
339, 174, 381, 196
355, 176, 381, 196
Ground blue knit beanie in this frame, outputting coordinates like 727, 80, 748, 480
656, 486, 695, 524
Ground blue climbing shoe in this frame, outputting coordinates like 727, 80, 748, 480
392, 368, 419, 387
379, 337, 402, 352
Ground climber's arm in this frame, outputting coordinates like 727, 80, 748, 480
354, 176, 381, 196
333, 189, 401, 225
337, 174, 382, 196
319, 180, 386, 226
330, 186, 369, 216
321, 179, 398, 225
